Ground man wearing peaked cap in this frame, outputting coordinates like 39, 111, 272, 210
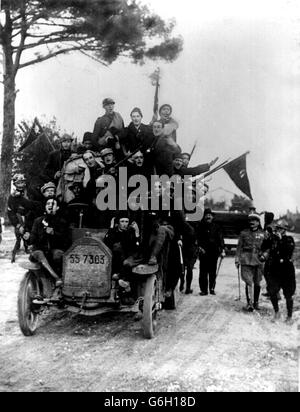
40, 182, 56, 199
92, 97, 124, 151
248, 212, 261, 223
235, 211, 265, 312
102, 97, 115, 107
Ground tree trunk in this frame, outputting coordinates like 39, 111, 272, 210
0, 72, 16, 216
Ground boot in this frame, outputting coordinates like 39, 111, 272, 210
286, 298, 293, 321
179, 278, 185, 292
244, 285, 254, 312
39, 253, 60, 282
253, 285, 261, 310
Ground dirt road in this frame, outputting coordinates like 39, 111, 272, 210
0, 227, 299, 392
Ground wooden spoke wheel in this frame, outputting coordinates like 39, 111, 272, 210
18, 271, 42, 336
142, 274, 159, 339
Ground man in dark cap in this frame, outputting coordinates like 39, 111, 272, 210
172, 152, 219, 179
92, 98, 124, 151
235, 213, 265, 311
29, 198, 70, 285
8, 174, 33, 262
120, 107, 154, 156
197, 208, 225, 296
43, 134, 74, 183
260, 220, 296, 324
77, 132, 96, 154
103, 212, 140, 301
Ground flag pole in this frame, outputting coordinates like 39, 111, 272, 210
34, 118, 55, 151
189, 141, 197, 161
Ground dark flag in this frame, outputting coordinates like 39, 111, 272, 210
18, 118, 40, 152
223, 152, 253, 200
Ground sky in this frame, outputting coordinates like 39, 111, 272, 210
1, 0, 300, 217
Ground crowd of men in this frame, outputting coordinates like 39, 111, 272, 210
5, 97, 297, 322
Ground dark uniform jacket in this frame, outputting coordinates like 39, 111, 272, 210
104, 226, 139, 258
29, 214, 70, 253
145, 194, 187, 239
197, 221, 225, 256
151, 135, 181, 177
44, 149, 73, 182
7, 193, 40, 232
120, 123, 154, 154
261, 234, 295, 268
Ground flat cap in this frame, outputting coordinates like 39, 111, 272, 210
275, 219, 289, 230
100, 148, 114, 157
159, 104, 172, 115
248, 213, 261, 222
41, 182, 56, 194
102, 98, 115, 107
59, 133, 73, 143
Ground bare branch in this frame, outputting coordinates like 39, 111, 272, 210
19, 46, 84, 69
78, 50, 108, 66
15, 34, 90, 51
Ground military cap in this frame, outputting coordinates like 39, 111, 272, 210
59, 133, 73, 143
159, 104, 172, 115
275, 219, 289, 230
100, 148, 114, 157
41, 182, 56, 194
181, 152, 191, 160
12, 173, 26, 183
102, 97, 115, 107
248, 213, 261, 222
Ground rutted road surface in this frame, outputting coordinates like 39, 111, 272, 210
0, 227, 299, 392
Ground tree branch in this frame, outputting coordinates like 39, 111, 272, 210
13, 0, 28, 75
19, 45, 84, 69
78, 49, 108, 66
15, 33, 90, 51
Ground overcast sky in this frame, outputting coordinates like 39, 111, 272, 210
1, 0, 300, 217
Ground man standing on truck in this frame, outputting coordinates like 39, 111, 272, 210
235, 213, 265, 312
